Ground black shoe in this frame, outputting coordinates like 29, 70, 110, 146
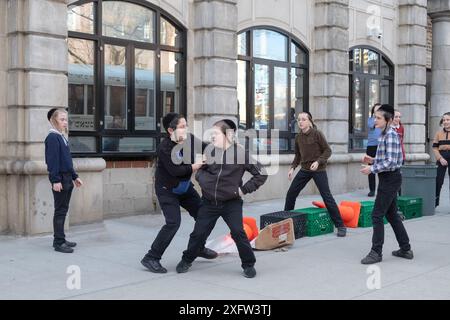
392, 249, 414, 260
176, 260, 192, 273
337, 227, 347, 237
65, 240, 77, 248
361, 250, 382, 264
243, 267, 256, 278
53, 243, 74, 253
141, 257, 167, 273
198, 247, 218, 260
368, 191, 375, 197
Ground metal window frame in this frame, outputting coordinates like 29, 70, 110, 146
348, 45, 395, 153
67, 0, 186, 158
237, 26, 310, 155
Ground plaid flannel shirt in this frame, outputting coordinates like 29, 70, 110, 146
371, 127, 403, 174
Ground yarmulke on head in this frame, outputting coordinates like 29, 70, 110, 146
47, 108, 58, 121
222, 119, 237, 132
213, 119, 237, 134
378, 104, 394, 117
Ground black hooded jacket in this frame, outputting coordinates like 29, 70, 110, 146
155, 134, 206, 189
195, 144, 268, 203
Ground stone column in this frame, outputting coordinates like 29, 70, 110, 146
312, 0, 349, 154
397, 0, 428, 162
312, 0, 350, 191
191, 0, 238, 137
428, 0, 450, 160
0, 0, 8, 233
1, 0, 104, 235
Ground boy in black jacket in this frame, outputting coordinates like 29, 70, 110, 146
176, 119, 268, 278
141, 113, 217, 273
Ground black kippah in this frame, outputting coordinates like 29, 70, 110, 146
222, 119, 237, 132
162, 112, 181, 132
378, 104, 394, 116
47, 108, 58, 121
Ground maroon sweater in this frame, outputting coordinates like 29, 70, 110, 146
393, 124, 406, 161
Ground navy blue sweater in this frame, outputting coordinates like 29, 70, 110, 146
45, 132, 78, 184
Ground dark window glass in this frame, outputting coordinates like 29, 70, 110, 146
104, 44, 127, 130
237, 60, 247, 129
253, 29, 287, 61
68, 38, 95, 131
349, 47, 394, 151
102, 137, 156, 153
102, 1, 154, 42
70, 136, 96, 153
238, 28, 308, 153
238, 32, 247, 56
68, 3, 94, 34
291, 42, 306, 64
135, 49, 155, 131
161, 17, 181, 48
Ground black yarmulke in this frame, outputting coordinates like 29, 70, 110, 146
162, 112, 180, 131
222, 119, 237, 132
47, 108, 58, 121
378, 104, 394, 116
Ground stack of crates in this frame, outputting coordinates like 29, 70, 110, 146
397, 196, 423, 220
291, 207, 334, 237
358, 201, 388, 228
260, 211, 307, 239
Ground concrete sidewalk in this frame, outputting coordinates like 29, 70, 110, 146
1, 182, 449, 300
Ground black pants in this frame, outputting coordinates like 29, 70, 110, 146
52, 173, 74, 246
367, 146, 378, 193
182, 198, 256, 269
147, 183, 203, 260
284, 169, 344, 228
436, 150, 450, 207
371, 170, 411, 255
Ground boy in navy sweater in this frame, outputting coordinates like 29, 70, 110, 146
45, 108, 83, 253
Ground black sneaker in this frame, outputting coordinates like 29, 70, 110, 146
198, 247, 218, 260
392, 249, 414, 260
176, 260, 192, 273
53, 243, 74, 254
65, 240, 77, 248
361, 250, 382, 264
141, 256, 167, 273
368, 191, 375, 197
337, 227, 347, 237
243, 267, 256, 278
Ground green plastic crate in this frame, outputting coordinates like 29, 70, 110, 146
358, 201, 388, 228
291, 207, 334, 237
398, 196, 423, 220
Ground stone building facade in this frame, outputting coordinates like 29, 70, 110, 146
0, 0, 447, 235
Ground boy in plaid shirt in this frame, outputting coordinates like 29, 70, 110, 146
360, 104, 413, 264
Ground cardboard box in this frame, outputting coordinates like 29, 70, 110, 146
254, 218, 295, 250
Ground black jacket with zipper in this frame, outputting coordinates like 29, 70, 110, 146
195, 144, 268, 203
155, 134, 207, 189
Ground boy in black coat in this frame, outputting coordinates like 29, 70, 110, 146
141, 113, 217, 273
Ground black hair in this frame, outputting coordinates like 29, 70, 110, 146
163, 113, 184, 132
370, 103, 381, 117
376, 105, 395, 135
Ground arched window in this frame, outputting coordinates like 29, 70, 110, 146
349, 47, 394, 151
67, 0, 185, 156
237, 28, 309, 153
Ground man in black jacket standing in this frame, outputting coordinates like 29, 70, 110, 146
141, 113, 217, 273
